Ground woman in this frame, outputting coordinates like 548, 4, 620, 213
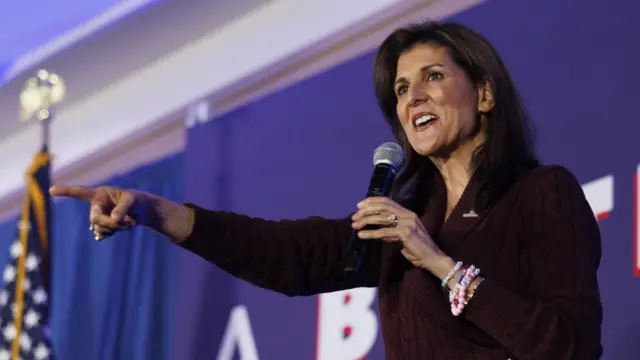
50, 21, 603, 359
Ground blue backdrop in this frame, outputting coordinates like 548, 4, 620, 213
180, 0, 640, 359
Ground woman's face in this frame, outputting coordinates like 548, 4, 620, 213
394, 43, 493, 158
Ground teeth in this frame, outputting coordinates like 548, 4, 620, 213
414, 114, 438, 126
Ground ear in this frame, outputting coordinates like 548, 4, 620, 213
476, 80, 495, 113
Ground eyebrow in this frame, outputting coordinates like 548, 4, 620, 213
394, 63, 444, 87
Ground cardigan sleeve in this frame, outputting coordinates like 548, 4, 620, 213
177, 204, 381, 296
463, 166, 603, 360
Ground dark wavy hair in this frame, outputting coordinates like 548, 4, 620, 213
374, 20, 539, 213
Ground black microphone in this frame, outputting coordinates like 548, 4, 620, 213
343, 142, 406, 277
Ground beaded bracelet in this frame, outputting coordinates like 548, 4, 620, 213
448, 265, 469, 303
450, 265, 481, 316
451, 267, 473, 315
454, 267, 480, 315
441, 261, 463, 289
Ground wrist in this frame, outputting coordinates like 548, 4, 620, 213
146, 193, 195, 243
446, 270, 463, 290
425, 255, 457, 281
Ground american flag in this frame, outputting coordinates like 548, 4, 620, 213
0, 151, 55, 360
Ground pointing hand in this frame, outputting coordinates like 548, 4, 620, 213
49, 185, 152, 240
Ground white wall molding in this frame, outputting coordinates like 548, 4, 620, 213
1, 0, 157, 85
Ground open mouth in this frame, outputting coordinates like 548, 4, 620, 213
412, 113, 439, 131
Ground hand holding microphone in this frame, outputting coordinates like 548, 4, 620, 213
345, 142, 453, 280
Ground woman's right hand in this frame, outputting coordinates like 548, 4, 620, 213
49, 185, 152, 240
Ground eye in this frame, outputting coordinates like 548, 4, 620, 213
395, 85, 408, 97
427, 72, 443, 81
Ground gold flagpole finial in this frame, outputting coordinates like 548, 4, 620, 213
19, 69, 66, 150
19, 69, 66, 122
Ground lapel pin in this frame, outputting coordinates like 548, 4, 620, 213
462, 210, 478, 218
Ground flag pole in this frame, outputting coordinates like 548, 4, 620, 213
18, 69, 65, 282
18, 69, 65, 294
42, 115, 50, 153
8, 69, 64, 360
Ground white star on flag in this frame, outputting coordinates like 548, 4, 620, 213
2, 324, 16, 342
2, 267, 15, 284
24, 309, 40, 329
34, 343, 50, 360
9, 242, 22, 259
0, 348, 10, 360
32, 288, 47, 305
25, 254, 39, 272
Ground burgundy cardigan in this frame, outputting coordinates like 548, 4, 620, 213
180, 165, 603, 359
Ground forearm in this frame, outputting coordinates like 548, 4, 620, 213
188, 205, 372, 295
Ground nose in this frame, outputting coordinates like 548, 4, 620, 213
408, 85, 427, 107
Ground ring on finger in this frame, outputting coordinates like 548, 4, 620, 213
90, 224, 113, 241
386, 214, 399, 227
94, 231, 113, 241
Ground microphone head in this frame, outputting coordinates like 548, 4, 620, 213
373, 142, 406, 171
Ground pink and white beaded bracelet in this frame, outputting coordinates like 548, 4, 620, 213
450, 265, 481, 316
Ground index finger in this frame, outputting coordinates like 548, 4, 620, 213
49, 185, 96, 201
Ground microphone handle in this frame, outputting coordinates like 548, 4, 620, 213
343, 163, 397, 277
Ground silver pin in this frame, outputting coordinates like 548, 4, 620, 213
462, 210, 478, 218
